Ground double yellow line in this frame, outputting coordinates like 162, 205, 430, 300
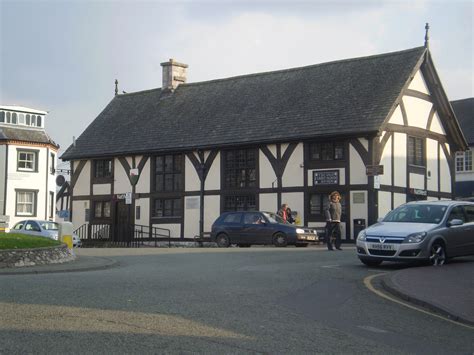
364, 273, 474, 330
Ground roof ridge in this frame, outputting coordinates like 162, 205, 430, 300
117, 87, 162, 98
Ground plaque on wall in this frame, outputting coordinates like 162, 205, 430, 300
313, 170, 339, 185
186, 197, 200, 209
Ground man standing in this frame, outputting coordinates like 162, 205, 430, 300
325, 191, 342, 251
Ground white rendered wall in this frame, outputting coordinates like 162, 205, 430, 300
393, 133, 407, 187
184, 196, 200, 237
281, 192, 304, 225
393, 193, 406, 209
205, 152, 220, 190
440, 146, 452, 193
282, 143, 304, 187
388, 105, 404, 125
429, 112, 446, 135
259, 147, 277, 189
5, 144, 53, 227
403, 96, 432, 129
409, 173, 425, 189
93, 184, 112, 195
204, 195, 220, 232
349, 144, 367, 185
153, 223, 181, 238
73, 161, 91, 196
378, 191, 392, 220
72, 200, 89, 229
135, 158, 150, 194
259, 193, 278, 214
379, 135, 392, 186
426, 139, 439, 191
114, 158, 131, 194
350, 191, 368, 238
185, 154, 200, 191
408, 70, 430, 94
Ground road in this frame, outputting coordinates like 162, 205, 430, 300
1, 247, 473, 354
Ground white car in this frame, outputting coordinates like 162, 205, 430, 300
11, 220, 82, 247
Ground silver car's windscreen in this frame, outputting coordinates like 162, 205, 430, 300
383, 204, 447, 224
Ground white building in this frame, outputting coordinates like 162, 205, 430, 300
61, 44, 467, 244
0, 105, 59, 229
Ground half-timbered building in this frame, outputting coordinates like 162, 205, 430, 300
61, 44, 467, 242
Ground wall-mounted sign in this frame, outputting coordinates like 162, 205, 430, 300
353, 192, 365, 204
313, 170, 339, 185
374, 175, 380, 189
366, 165, 384, 176
409, 188, 427, 196
116, 192, 133, 204
186, 197, 200, 209
130, 168, 139, 186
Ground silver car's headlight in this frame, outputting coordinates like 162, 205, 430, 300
357, 230, 367, 241
405, 232, 427, 243
296, 228, 305, 234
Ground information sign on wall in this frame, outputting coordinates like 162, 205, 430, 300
313, 170, 339, 185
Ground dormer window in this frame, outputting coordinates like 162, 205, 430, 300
0, 110, 43, 127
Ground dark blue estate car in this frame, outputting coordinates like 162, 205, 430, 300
210, 211, 318, 247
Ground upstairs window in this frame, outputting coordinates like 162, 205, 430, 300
154, 154, 183, 192
223, 149, 257, 188
93, 159, 113, 179
309, 142, 345, 161
17, 150, 38, 172
0, 111, 4, 123
50, 153, 56, 175
456, 150, 473, 172
408, 137, 425, 167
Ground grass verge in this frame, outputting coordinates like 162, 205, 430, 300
0, 233, 62, 250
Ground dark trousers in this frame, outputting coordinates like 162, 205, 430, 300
326, 222, 342, 250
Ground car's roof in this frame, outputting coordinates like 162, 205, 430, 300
405, 200, 474, 206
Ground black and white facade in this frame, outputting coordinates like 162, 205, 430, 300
61, 47, 467, 241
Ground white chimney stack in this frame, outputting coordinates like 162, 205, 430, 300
160, 58, 188, 91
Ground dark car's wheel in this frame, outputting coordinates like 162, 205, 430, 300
359, 258, 383, 267
273, 233, 287, 247
429, 241, 447, 266
216, 234, 230, 248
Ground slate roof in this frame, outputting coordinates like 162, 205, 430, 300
0, 125, 58, 147
451, 98, 474, 145
61, 47, 427, 160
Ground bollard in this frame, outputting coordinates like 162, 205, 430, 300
59, 222, 74, 249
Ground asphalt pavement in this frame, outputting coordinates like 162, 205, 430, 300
1, 246, 473, 326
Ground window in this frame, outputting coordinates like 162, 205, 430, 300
224, 195, 256, 212
222, 213, 243, 223
408, 137, 425, 166
50, 153, 56, 174
16, 190, 37, 216
36, 115, 42, 127
19, 114, 25, 125
309, 193, 346, 217
456, 150, 473, 172
0, 111, 4, 123
6, 112, 11, 123
153, 198, 182, 217
17, 150, 37, 171
464, 205, 474, 223
94, 201, 111, 218
154, 154, 183, 192
11, 112, 17, 124
309, 142, 345, 161
49, 191, 55, 219
93, 159, 112, 179
447, 206, 465, 223
223, 149, 257, 188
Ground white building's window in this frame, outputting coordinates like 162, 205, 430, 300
456, 150, 473, 172
17, 150, 38, 172
16, 190, 37, 216
0, 111, 4, 122
37, 115, 42, 127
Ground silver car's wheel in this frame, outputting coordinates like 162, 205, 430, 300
429, 242, 446, 266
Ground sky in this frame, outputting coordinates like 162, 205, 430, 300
1, 0, 473, 167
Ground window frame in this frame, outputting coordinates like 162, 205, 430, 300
456, 150, 473, 172
93, 200, 111, 219
152, 198, 183, 218
92, 159, 113, 183
407, 136, 425, 167
17, 149, 39, 172
154, 154, 183, 192
223, 148, 257, 189
223, 195, 257, 212
309, 141, 345, 161
15, 189, 38, 217
309, 192, 346, 219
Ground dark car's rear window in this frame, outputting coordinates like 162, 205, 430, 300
222, 213, 242, 224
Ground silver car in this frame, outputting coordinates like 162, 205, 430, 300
356, 201, 474, 266
11, 220, 82, 247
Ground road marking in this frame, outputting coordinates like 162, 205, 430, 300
321, 265, 340, 269
364, 273, 474, 330
357, 325, 388, 333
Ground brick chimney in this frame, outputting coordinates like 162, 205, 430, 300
160, 59, 188, 91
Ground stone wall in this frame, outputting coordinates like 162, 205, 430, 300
0, 244, 76, 268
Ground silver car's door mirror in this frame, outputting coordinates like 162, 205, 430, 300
448, 219, 463, 227
377, 218, 384, 223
